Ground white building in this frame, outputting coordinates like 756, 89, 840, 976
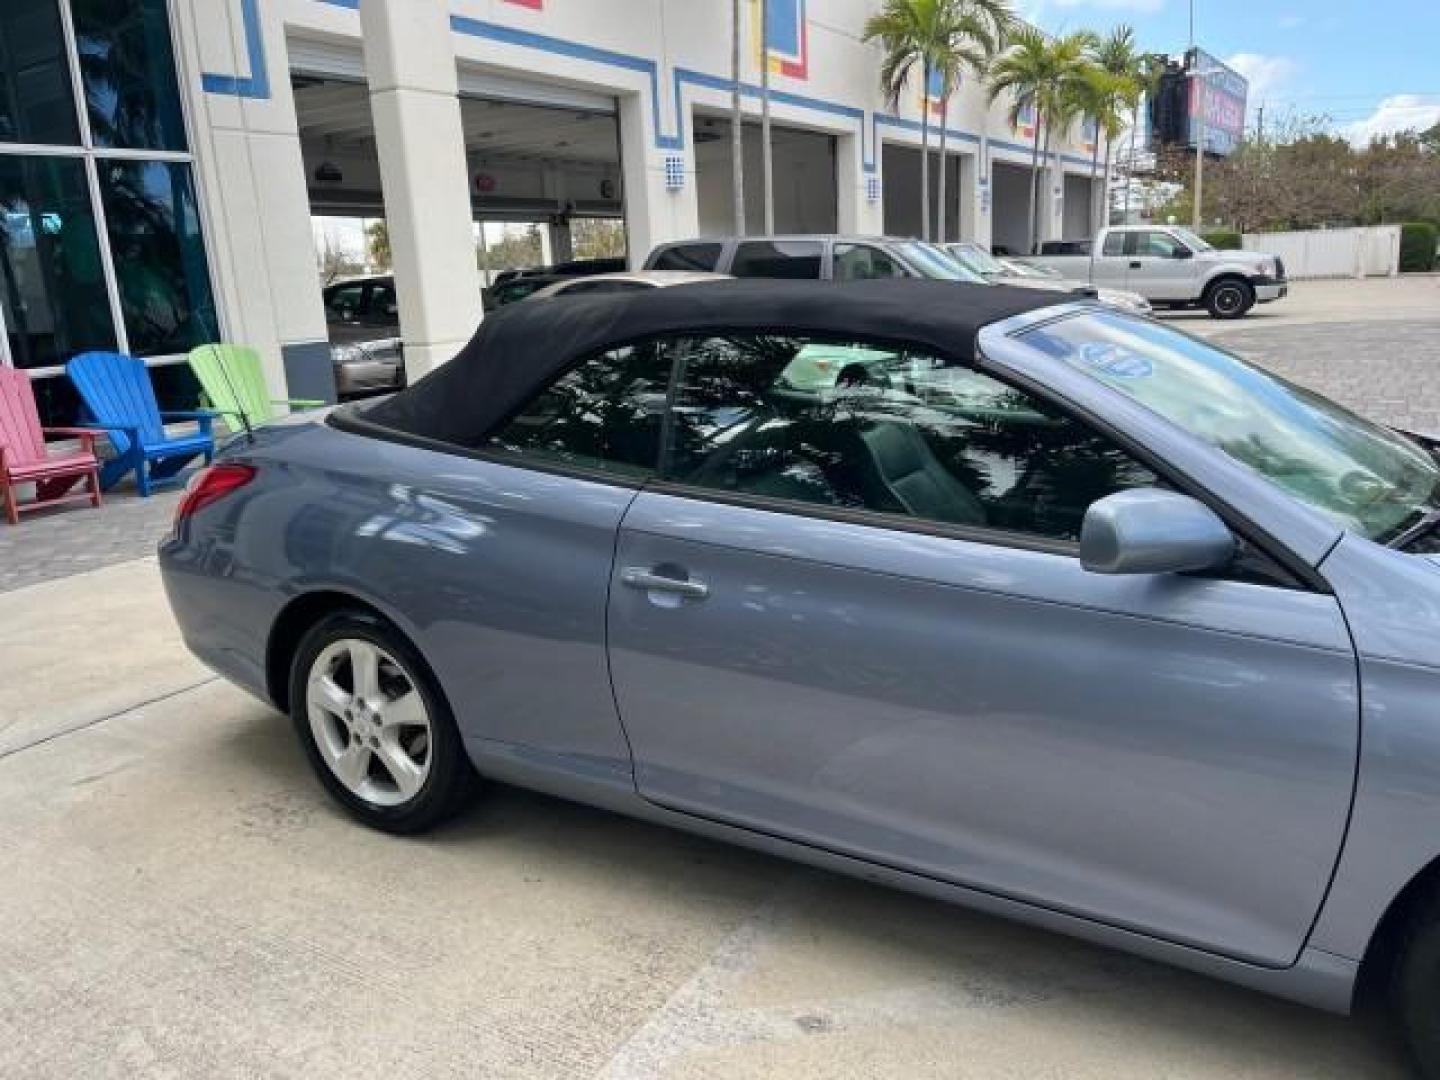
0, 0, 1110, 418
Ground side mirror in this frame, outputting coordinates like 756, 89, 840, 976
1080, 489, 1234, 575
1173, 246, 1195, 260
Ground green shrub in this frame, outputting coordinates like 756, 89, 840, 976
1400, 222, 1438, 273
1201, 229, 1243, 250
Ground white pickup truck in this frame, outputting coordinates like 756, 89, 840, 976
1015, 226, 1288, 319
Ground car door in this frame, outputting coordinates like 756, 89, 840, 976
1125, 230, 1197, 300
1087, 231, 1132, 289
606, 332, 1358, 967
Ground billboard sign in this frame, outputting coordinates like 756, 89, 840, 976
1186, 49, 1247, 156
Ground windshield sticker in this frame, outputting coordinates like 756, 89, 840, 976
1076, 342, 1153, 379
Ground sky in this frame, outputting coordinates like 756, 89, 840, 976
1023, 0, 1440, 143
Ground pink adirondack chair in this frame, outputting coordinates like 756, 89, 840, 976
0, 367, 103, 525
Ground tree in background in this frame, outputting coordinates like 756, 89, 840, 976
570, 218, 627, 260
1083, 26, 1142, 232
476, 224, 545, 279
365, 221, 391, 271
988, 27, 1095, 253
866, 0, 973, 241
730, 0, 746, 234
314, 225, 364, 285
932, 0, 1013, 241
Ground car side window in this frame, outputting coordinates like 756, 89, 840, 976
486, 341, 674, 477
651, 243, 722, 272
366, 283, 399, 324
1137, 231, 1186, 258
664, 334, 1158, 543
325, 284, 365, 322
1102, 232, 1127, 257
729, 240, 824, 279
833, 244, 905, 281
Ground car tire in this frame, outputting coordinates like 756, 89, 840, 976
1204, 278, 1255, 319
1393, 893, 1440, 1077
289, 609, 478, 834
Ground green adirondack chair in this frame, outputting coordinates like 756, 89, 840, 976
187, 344, 324, 430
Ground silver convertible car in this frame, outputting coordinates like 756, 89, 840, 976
161, 280, 1440, 1072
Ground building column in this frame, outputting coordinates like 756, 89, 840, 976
618, 92, 696, 268
172, 0, 331, 402
837, 131, 882, 235
360, 0, 480, 379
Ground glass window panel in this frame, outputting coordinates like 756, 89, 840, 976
486, 341, 674, 473
0, 0, 81, 145
0, 153, 116, 369
651, 243, 721, 272
730, 240, 823, 279
98, 158, 217, 355
70, 0, 187, 151
667, 333, 1158, 542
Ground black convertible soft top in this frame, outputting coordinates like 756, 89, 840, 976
355, 278, 1064, 449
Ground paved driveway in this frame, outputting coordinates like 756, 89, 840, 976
2, 277, 1435, 1078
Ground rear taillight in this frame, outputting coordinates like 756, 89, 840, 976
174, 463, 256, 525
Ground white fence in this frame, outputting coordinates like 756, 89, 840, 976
1241, 226, 1402, 280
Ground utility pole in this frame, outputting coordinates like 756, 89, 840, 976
1256, 103, 1265, 144
760, 0, 774, 234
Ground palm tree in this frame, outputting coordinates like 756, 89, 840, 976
932, 1, 1013, 241
731, 0, 745, 235
864, 0, 954, 241
988, 27, 1095, 253
1123, 51, 1168, 223
1085, 26, 1143, 231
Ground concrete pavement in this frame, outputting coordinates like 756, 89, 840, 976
0, 558, 1410, 1078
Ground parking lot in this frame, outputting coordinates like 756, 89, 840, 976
3, 277, 1436, 1078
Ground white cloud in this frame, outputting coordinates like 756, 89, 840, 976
1342, 95, 1440, 145
1051, 0, 1166, 10
1224, 53, 1299, 103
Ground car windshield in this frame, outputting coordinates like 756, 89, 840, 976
898, 242, 987, 283
1170, 227, 1214, 252
947, 243, 1008, 276
1019, 310, 1440, 542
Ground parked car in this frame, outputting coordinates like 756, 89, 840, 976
491, 256, 627, 289
322, 276, 404, 398
644, 234, 989, 283
483, 273, 573, 310
163, 277, 1440, 1075
942, 241, 1153, 315
526, 270, 730, 300
1014, 225, 1288, 319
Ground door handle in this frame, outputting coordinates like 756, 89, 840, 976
621, 567, 710, 600
1129, 260, 1142, 269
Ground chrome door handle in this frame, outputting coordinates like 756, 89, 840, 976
621, 567, 710, 600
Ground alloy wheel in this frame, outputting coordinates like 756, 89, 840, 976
305, 638, 432, 807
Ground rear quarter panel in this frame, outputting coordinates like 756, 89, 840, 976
161, 421, 637, 783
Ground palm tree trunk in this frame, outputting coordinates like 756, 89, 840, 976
937, 90, 949, 242
1089, 126, 1102, 235
760, 0, 774, 234
920, 62, 931, 242
1100, 140, 1113, 231
1123, 108, 1138, 223
731, 0, 745, 235
1027, 114, 1042, 254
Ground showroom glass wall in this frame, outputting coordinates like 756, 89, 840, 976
0, 0, 217, 426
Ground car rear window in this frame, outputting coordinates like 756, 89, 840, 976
651, 243, 722, 272
730, 240, 823, 279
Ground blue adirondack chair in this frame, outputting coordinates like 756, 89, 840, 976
66, 352, 217, 495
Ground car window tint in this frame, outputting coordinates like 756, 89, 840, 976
730, 240, 823, 279
651, 243, 722, 272
665, 334, 1157, 542
1102, 232, 1127, 257
1138, 231, 1185, 258
486, 341, 673, 477
367, 284, 398, 323
833, 244, 904, 281
325, 284, 365, 321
